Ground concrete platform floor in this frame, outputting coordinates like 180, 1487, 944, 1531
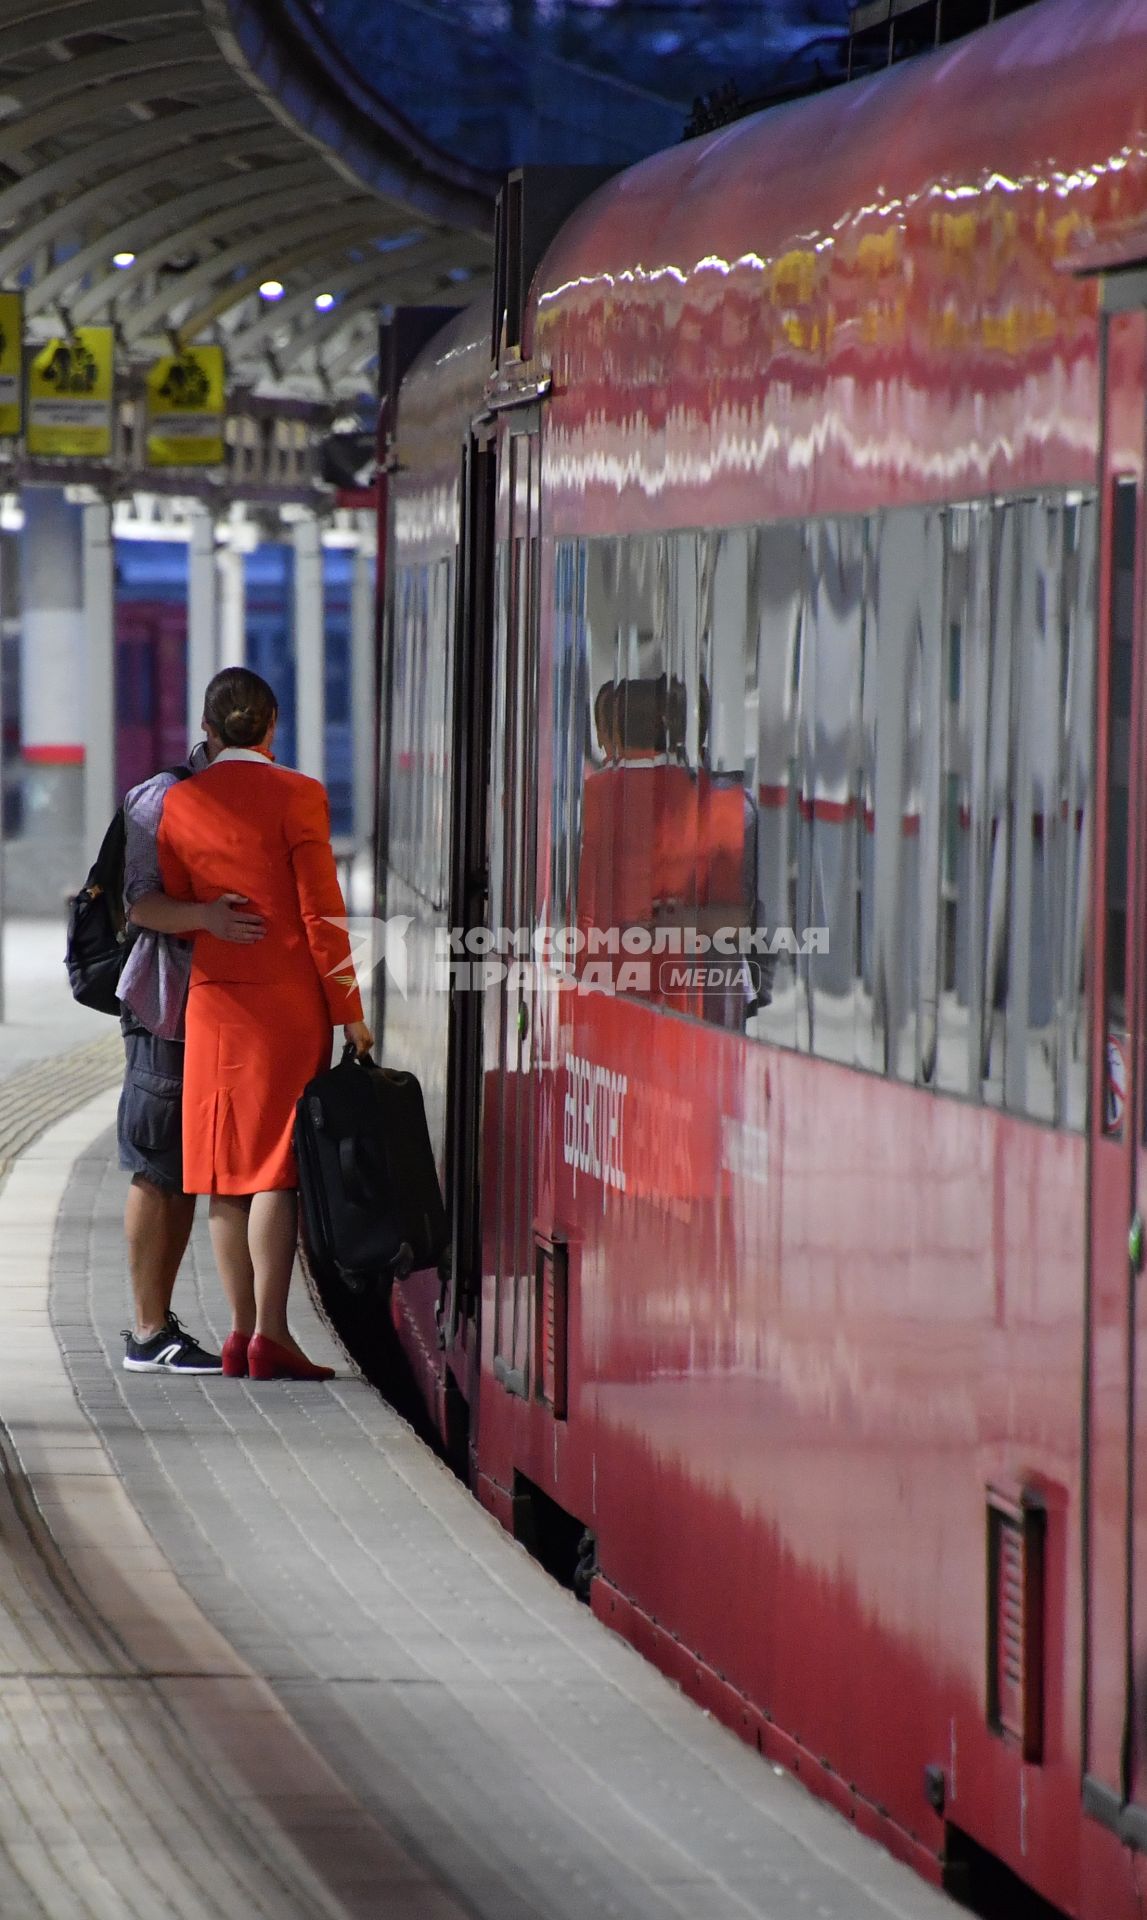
0, 1056, 962, 1920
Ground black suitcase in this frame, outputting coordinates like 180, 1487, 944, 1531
295, 1046, 448, 1295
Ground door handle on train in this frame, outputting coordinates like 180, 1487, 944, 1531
517, 1002, 529, 1041
1131, 1212, 1144, 1273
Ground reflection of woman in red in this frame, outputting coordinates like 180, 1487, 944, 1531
575, 675, 759, 1025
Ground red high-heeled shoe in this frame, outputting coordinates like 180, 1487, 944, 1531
247, 1335, 334, 1383
222, 1332, 251, 1378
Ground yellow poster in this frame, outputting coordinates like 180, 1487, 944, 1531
27, 327, 113, 457
0, 292, 22, 438
146, 346, 225, 466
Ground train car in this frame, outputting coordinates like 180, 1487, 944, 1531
374, 2, 1147, 1912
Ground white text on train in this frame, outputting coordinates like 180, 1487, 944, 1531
563, 1054, 627, 1196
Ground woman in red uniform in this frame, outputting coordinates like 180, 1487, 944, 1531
157, 667, 372, 1382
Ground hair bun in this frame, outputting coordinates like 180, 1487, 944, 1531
203, 666, 278, 749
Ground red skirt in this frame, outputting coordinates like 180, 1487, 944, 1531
182, 977, 332, 1195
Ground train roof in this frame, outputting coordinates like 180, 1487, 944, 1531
394, 300, 489, 479
528, 0, 1142, 331
523, 0, 1147, 527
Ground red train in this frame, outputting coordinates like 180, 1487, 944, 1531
373, 3, 1147, 1912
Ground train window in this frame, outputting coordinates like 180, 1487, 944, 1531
749, 522, 805, 1052
1060, 497, 1096, 1131
389, 564, 427, 893
696, 528, 755, 1032
1106, 478, 1137, 1140
803, 518, 866, 1066
856, 532, 879, 1070
936, 503, 991, 1099
616, 533, 666, 987
934, 492, 1096, 1127
551, 541, 586, 942
1006, 500, 1063, 1123
914, 512, 945, 1088
488, 541, 509, 955
979, 503, 1017, 1109
553, 487, 1095, 1128
655, 533, 704, 1009
868, 508, 943, 1082
413, 563, 433, 904
574, 537, 624, 959
431, 556, 455, 909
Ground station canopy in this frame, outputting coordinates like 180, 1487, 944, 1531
0, 0, 495, 406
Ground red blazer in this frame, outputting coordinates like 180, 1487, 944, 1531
157, 750, 363, 1026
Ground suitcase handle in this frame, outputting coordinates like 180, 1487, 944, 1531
341, 1040, 377, 1068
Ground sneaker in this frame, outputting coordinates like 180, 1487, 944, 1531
122, 1312, 222, 1375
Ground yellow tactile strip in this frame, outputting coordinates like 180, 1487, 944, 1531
0, 1033, 122, 1188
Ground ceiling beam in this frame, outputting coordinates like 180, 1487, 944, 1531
0, 97, 265, 235
51, 159, 329, 322
232, 237, 459, 358
0, 52, 228, 164
0, 125, 293, 287
270, 244, 482, 376
0, 0, 198, 65
124, 204, 382, 344
0, 28, 219, 123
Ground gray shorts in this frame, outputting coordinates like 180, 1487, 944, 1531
117, 1013, 185, 1195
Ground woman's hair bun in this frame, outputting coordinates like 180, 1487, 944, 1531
224, 704, 261, 745
203, 667, 278, 748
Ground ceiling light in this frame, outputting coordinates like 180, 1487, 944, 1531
259, 279, 285, 300
314, 292, 336, 311
112, 250, 135, 269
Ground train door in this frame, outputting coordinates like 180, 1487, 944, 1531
1084, 291, 1147, 1847
486, 408, 542, 1396
442, 427, 496, 1353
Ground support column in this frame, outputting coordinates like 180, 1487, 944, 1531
0, 526, 6, 1021
351, 535, 376, 849
83, 501, 115, 862
217, 541, 246, 670
15, 486, 85, 910
187, 505, 217, 738
293, 514, 324, 781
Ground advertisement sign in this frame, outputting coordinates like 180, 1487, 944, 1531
146, 345, 225, 466
27, 326, 114, 457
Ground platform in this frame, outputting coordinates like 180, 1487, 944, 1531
0, 1023, 962, 1918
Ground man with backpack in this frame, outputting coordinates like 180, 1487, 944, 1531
115, 739, 264, 1373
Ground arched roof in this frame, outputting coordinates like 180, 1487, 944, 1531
0, 0, 496, 400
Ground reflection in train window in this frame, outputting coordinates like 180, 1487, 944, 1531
1107, 481, 1136, 1140
937, 504, 983, 1099
702, 530, 756, 1033
750, 522, 804, 1052
803, 518, 866, 1068
555, 485, 1096, 1128
552, 540, 585, 941
388, 555, 454, 908
1061, 498, 1096, 1132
